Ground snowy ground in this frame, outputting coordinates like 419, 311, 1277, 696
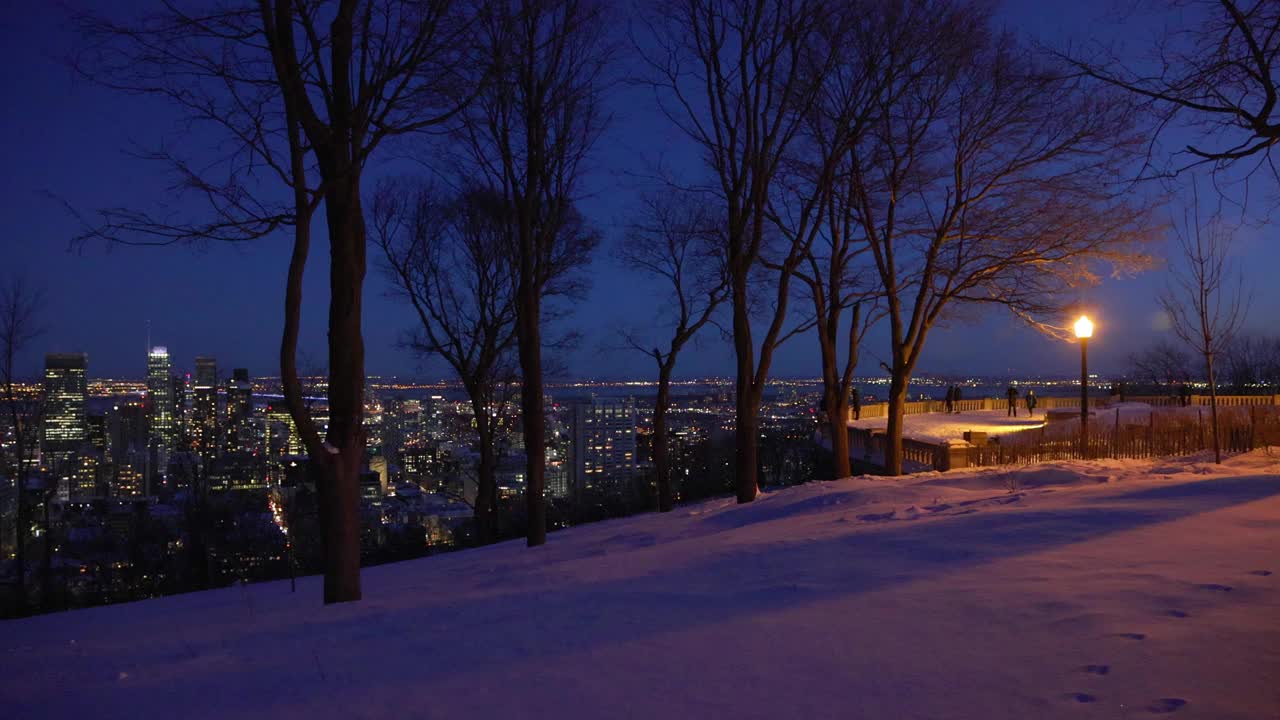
851, 408, 1047, 442
4, 451, 1279, 719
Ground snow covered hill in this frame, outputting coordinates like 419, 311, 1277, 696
4, 452, 1279, 719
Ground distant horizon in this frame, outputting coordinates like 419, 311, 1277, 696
20, 368, 1143, 386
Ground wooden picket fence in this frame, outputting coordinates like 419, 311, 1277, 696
966, 404, 1280, 467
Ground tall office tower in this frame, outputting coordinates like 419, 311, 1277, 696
174, 373, 193, 448
569, 397, 638, 498
43, 353, 89, 499
87, 413, 110, 454
364, 393, 385, 458
109, 401, 149, 496
192, 356, 218, 460
147, 346, 175, 489
72, 451, 107, 498
421, 395, 446, 441
83, 413, 113, 498
227, 368, 252, 420
113, 453, 146, 497
225, 368, 253, 454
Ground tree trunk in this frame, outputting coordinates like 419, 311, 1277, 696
818, 333, 851, 479
317, 180, 366, 604
315, 452, 361, 604
884, 373, 909, 476
516, 281, 546, 547
12, 421, 26, 616
654, 365, 673, 513
731, 267, 759, 503
734, 389, 760, 502
1207, 352, 1221, 463
827, 396, 851, 479
473, 407, 498, 544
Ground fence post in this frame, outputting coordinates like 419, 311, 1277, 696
1148, 408, 1155, 456
1113, 407, 1120, 457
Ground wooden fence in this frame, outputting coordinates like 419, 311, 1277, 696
965, 404, 1280, 467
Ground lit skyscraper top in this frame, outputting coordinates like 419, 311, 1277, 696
147, 346, 175, 449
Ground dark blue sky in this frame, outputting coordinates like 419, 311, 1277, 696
1, 1, 1275, 381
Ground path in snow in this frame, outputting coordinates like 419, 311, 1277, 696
2, 450, 1278, 719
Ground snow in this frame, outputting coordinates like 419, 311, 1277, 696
4, 451, 1279, 719
851, 408, 1047, 442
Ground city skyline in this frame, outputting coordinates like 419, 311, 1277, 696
1, 3, 1276, 715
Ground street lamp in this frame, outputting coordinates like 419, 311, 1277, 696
1074, 315, 1094, 456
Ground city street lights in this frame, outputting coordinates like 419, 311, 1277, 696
1074, 315, 1094, 456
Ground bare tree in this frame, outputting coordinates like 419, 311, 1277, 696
616, 192, 728, 512
73, 1, 480, 603
847, 1, 1155, 475
1158, 189, 1251, 462
458, 0, 608, 546
0, 276, 44, 617
1223, 334, 1280, 391
1129, 339, 1196, 389
372, 180, 520, 543
640, 0, 839, 503
1061, 0, 1279, 182
769, 5, 903, 480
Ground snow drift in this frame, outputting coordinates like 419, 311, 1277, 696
3, 451, 1278, 719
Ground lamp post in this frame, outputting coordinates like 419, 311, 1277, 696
1074, 315, 1094, 457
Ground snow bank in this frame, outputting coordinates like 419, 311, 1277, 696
3, 451, 1279, 719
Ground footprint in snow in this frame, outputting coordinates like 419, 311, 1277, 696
1112, 632, 1146, 640
1166, 610, 1190, 619
1197, 583, 1233, 592
1147, 698, 1187, 714
1081, 664, 1110, 675
1247, 569, 1272, 576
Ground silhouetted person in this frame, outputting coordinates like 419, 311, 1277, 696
1006, 385, 1019, 417
1180, 383, 1193, 407
850, 387, 861, 420
944, 385, 955, 414
1025, 390, 1037, 417
953, 386, 963, 412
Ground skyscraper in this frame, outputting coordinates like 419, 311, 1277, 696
192, 356, 218, 460
225, 367, 253, 454
569, 397, 638, 498
43, 353, 88, 499
147, 346, 175, 484
227, 368, 252, 420
109, 401, 149, 497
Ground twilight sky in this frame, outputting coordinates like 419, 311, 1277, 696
0, 1, 1275, 381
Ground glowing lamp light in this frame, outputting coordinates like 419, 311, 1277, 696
1074, 314, 1094, 456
